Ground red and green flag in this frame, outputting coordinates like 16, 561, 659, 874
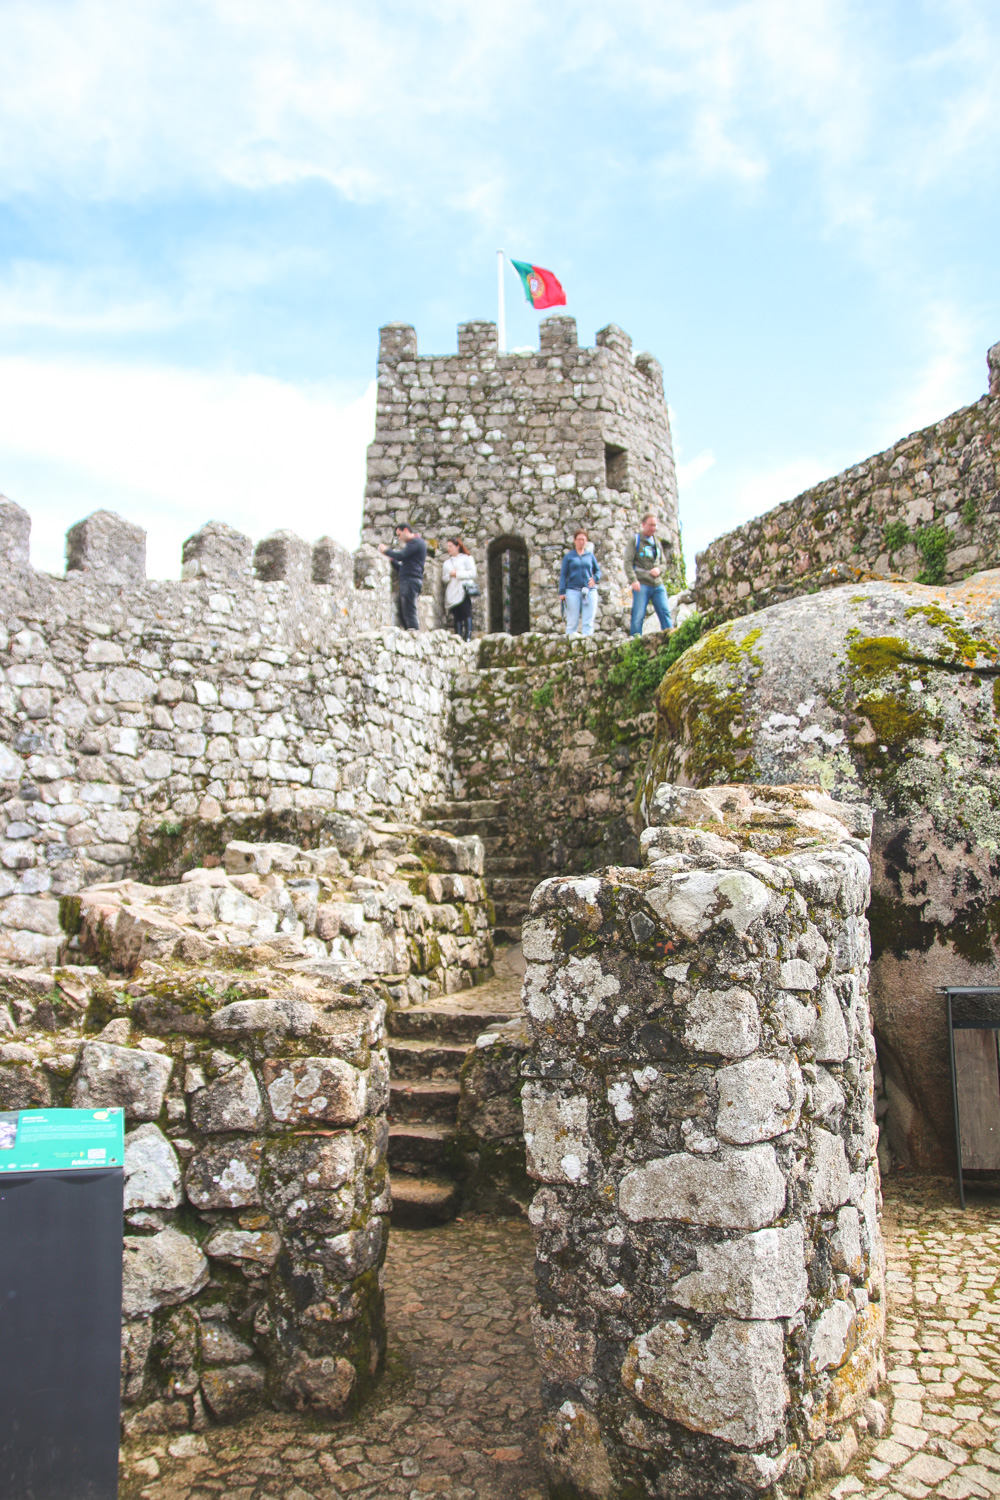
511, 259, 567, 310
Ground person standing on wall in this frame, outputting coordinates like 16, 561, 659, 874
379, 523, 427, 631
559, 528, 601, 637
443, 538, 477, 641
625, 512, 673, 636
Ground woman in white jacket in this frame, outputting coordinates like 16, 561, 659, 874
443, 538, 477, 640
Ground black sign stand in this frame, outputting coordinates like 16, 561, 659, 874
0, 1166, 123, 1498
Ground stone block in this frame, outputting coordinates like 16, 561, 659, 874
122, 1228, 209, 1317
622, 1316, 788, 1447
253, 529, 311, 585
0, 498, 30, 569
619, 1146, 786, 1229
280, 1352, 355, 1417
180, 521, 253, 584
189, 1058, 263, 1133
65, 510, 146, 583
671, 1224, 808, 1319
203, 1229, 281, 1269
124, 1123, 183, 1211
716, 1057, 803, 1144
539, 315, 578, 351
522, 1085, 590, 1183
457, 320, 497, 357
683, 986, 760, 1058
378, 321, 417, 364
184, 1139, 264, 1208
262, 1056, 366, 1126
200, 1363, 266, 1422
71, 1041, 173, 1120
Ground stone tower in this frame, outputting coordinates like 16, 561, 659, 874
361, 315, 681, 638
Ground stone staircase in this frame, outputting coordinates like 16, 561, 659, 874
388, 953, 524, 1227
423, 798, 540, 945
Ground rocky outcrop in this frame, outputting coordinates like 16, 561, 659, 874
641, 570, 1000, 1171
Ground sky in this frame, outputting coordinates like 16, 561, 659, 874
0, 0, 998, 581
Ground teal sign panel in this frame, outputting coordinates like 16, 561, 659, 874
0, 1108, 125, 1172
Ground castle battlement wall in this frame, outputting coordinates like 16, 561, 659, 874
362, 315, 681, 638
693, 341, 1000, 621
0, 500, 468, 959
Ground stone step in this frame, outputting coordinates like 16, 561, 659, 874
388, 1007, 512, 1044
389, 1172, 460, 1229
388, 1123, 455, 1171
487, 875, 541, 895
490, 901, 532, 926
424, 800, 506, 823
389, 1079, 460, 1125
387, 1037, 470, 1080
486, 855, 541, 875
428, 818, 503, 840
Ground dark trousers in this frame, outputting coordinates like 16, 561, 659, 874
449, 595, 473, 641
398, 580, 421, 630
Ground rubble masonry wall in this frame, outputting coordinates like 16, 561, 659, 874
694, 342, 1000, 621
521, 783, 885, 1499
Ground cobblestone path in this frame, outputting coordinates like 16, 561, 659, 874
820, 1178, 1000, 1500
122, 1177, 1000, 1500
121, 1216, 545, 1500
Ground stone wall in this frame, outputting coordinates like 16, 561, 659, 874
362, 316, 682, 639
521, 783, 884, 1499
0, 503, 474, 959
450, 632, 666, 883
0, 822, 492, 1432
693, 341, 1000, 621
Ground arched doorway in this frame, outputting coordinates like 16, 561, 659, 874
487, 536, 530, 635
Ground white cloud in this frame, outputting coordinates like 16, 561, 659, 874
0, 358, 375, 578
677, 448, 716, 488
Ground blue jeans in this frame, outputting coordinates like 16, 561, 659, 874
565, 587, 598, 636
629, 583, 671, 636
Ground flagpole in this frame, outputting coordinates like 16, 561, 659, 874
497, 249, 506, 355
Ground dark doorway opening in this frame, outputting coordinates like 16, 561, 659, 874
487, 536, 531, 635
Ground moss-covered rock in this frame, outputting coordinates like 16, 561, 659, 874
640, 570, 1000, 1170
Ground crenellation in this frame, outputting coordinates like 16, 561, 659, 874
181, 520, 253, 584
0, 498, 31, 570
66, 508, 147, 584
252, 528, 311, 586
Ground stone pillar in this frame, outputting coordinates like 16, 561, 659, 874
522, 783, 884, 1499
253, 530, 311, 586
65, 510, 146, 584
988, 340, 1000, 399
312, 536, 354, 589
457, 321, 497, 358
539, 316, 578, 352
181, 521, 253, 584
0, 498, 31, 570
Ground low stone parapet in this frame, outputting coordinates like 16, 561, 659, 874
521, 783, 885, 1497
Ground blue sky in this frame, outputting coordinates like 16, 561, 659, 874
0, 0, 997, 580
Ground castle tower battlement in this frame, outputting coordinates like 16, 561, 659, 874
362, 315, 681, 637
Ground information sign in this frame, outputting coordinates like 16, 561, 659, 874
0, 1107, 125, 1173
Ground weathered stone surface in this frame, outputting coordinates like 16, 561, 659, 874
200, 1363, 266, 1421
184, 1139, 264, 1209
71, 1041, 172, 1120
189, 1058, 263, 1132
622, 1317, 788, 1447
671, 1224, 808, 1319
262, 1056, 365, 1126
199, 1320, 255, 1365
122, 1229, 209, 1317
65, 509, 146, 583
682, 985, 760, 1058
715, 1056, 803, 1144
538, 1401, 615, 1500
521, 1086, 590, 1184
645, 869, 770, 940
808, 1299, 855, 1373
124, 1123, 182, 1211
281, 1352, 356, 1416
619, 1146, 787, 1229
643, 573, 1000, 1170
203, 1229, 282, 1269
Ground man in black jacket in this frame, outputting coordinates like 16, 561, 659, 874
379, 523, 427, 631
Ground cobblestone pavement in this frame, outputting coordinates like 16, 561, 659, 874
819, 1176, 1000, 1500
122, 1176, 1000, 1500
121, 1216, 545, 1500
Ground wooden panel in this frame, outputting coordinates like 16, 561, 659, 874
955, 1027, 1000, 1170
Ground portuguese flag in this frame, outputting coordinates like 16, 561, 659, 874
511, 259, 567, 310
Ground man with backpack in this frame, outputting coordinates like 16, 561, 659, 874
625, 513, 673, 636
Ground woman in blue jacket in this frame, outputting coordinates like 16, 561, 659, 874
558, 528, 601, 637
